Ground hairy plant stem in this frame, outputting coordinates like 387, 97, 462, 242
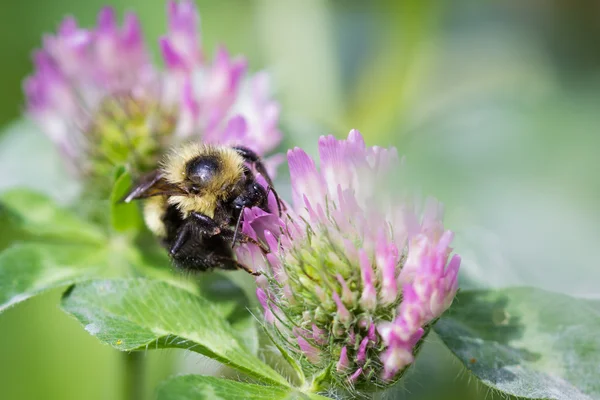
123, 352, 145, 400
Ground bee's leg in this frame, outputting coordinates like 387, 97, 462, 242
169, 223, 191, 256
169, 213, 221, 256
220, 227, 269, 254
237, 233, 269, 254
235, 260, 262, 276
189, 212, 222, 235
215, 256, 262, 276
231, 206, 245, 247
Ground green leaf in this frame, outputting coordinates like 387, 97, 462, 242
0, 243, 104, 312
0, 189, 106, 246
61, 278, 289, 387
435, 287, 600, 400
196, 272, 259, 355
0, 119, 79, 203
110, 166, 142, 232
156, 375, 332, 400
156, 375, 294, 400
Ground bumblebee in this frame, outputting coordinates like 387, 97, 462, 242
124, 143, 281, 275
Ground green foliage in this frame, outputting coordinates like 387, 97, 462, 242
60, 278, 289, 387
0, 243, 99, 312
0, 190, 108, 311
156, 375, 295, 400
194, 272, 260, 355
110, 167, 143, 233
435, 288, 600, 400
0, 189, 105, 246
157, 375, 332, 400
0, 183, 280, 396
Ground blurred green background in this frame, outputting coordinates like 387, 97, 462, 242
1, 0, 599, 399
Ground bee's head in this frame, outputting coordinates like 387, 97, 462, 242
184, 155, 221, 194
163, 144, 245, 199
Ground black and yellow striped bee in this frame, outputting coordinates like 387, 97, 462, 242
124, 143, 281, 275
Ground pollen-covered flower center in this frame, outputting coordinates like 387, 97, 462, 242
87, 95, 177, 177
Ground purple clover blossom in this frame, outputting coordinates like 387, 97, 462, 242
240, 130, 460, 389
24, 0, 281, 181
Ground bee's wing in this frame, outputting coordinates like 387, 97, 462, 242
122, 170, 186, 203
